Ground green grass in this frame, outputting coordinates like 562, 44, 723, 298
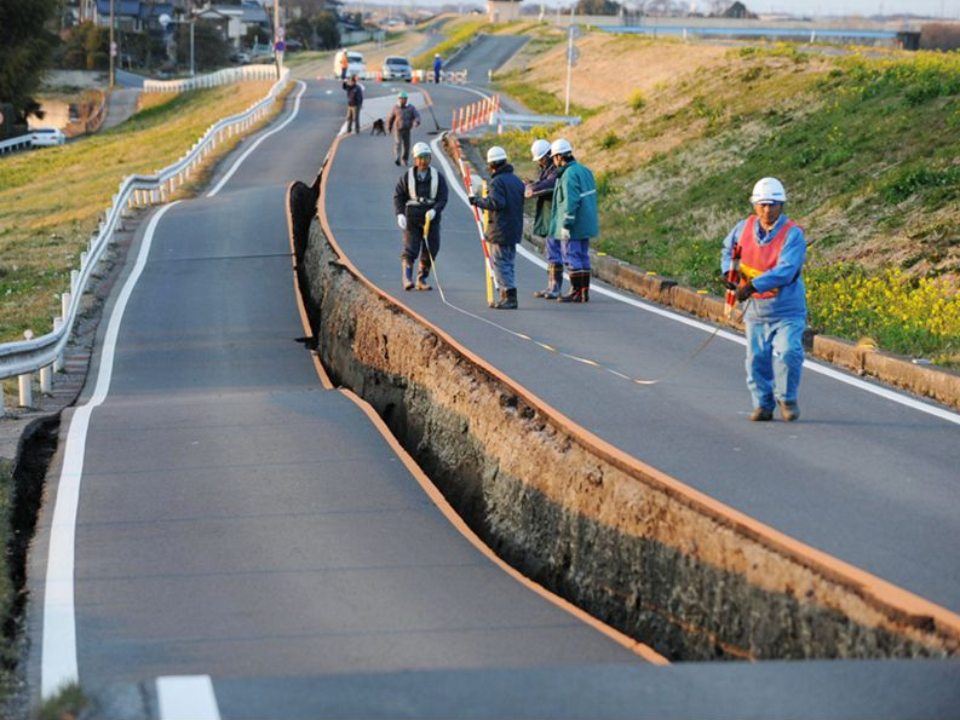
0, 80, 278, 344
485, 44, 960, 364
31, 682, 87, 720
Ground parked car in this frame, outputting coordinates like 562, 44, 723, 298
284, 39, 304, 52
231, 51, 252, 64
30, 128, 66, 147
333, 50, 365, 78
381, 56, 412, 81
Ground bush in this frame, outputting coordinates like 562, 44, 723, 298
600, 131, 620, 149
628, 90, 645, 111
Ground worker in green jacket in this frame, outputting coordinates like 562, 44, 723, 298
548, 138, 598, 303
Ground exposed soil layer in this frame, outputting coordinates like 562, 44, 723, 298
290, 179, 960, 662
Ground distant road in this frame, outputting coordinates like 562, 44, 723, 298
445, 34, 529, 82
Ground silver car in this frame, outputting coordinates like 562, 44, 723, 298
381, 56, 412, 81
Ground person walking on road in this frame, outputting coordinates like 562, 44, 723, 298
525, 139, 561, 299
433, 53, 443, 84
469, 146, 526, 310
339, 49, 349, 80
342, 74, 363, 134
394, 142, 449, 291
549, 139, 598, 303
387, 91, 421, 167
721, 177, 808, 423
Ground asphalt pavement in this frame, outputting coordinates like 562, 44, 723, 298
24, 37, 960, 719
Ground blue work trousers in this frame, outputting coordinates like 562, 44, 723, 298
563, 238, 591, 272
489, 243, 517, 290
745, 317, 805, 410
544, 237, 563, 265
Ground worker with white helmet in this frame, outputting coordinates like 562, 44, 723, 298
394, 141, 449, 291
721, 177, 808, 422
469, 146, 526, 309
525, 139, 562, 299
433, 53, 443, 84
548, 138, 598, 303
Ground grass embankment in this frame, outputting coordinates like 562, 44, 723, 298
0, 80, 274, 346
488, 36, 960, 365
411, 17, 492, 70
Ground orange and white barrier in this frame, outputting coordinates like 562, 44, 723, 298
451, 94, 502, 134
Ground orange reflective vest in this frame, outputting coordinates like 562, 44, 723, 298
738, 215, 799, 299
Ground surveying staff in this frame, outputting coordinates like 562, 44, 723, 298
342, 74, 363, 134
433, 53, 443, 83
386, 91, 421, 167
469, 146, 526, 310
549, 139, 598, 303
394, 142, 449, 291
721, 177, 807, 422
525, 139, 561, 299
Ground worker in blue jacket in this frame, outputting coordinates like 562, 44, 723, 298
433, 53, 443, 83
525, 139, 561, 299
470, 146, 526, 309
548, 138, 598, 303
721, 177, 808, 422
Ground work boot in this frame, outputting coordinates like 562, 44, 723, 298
495, 288, 518, 309
778, 400, 801, 422
558, 272, 585, 303
582, 271, 591, 303
533, 264, 562, 299
416, 266, 432, 291
750, 407, 774, 421
401, 260, 414, 291
395, 159, 401, 166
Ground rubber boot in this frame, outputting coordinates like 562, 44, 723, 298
495, 288, 518, 309
558, 272, 584, 303
416, 264, 432, 291
533, 264, 562, 299
582, 271, 591, 303
402, 259, 414, 291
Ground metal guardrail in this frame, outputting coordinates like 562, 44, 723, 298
143, 64, 278, 92
0, 133, 34, 156
0, 68, 292, 414
491, 111, 582, 133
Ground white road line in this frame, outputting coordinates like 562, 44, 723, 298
157, 676, 221, 720
430, 136, 960, 427
207, 80, 307, 197
41, 202, 179, 698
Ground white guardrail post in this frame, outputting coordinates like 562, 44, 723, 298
0, 68, 292, 396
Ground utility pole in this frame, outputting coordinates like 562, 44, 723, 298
109, 0, 116, 89
274, 0, 283, 78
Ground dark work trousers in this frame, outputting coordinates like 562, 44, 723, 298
346, 105, 361, 133
402, 215, 441, 272
394, 128, 412, 164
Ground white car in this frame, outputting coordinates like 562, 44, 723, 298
30, 128, 66, 147
334, 50, 365, 78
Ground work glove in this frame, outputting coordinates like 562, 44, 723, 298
735, 282, 756, 302
397, 214, 407, 230
524, 186, 534, 199
559, 227, 571, 241
719, 274, 738, 291
468, 195, 479, 206
426, 209, 436, 221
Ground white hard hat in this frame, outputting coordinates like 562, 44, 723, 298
531, 139, 551, 161
487, 146, 508, 163
550, 138, 573, 156
412, 142, 431, 158
751, 177, 787, 204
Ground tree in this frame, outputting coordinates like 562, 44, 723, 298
0, 0, 60, 123
575, 0, 622, 14
313, 12, 340, 50
177, 23, 231, 71
288, 17, 315, 48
